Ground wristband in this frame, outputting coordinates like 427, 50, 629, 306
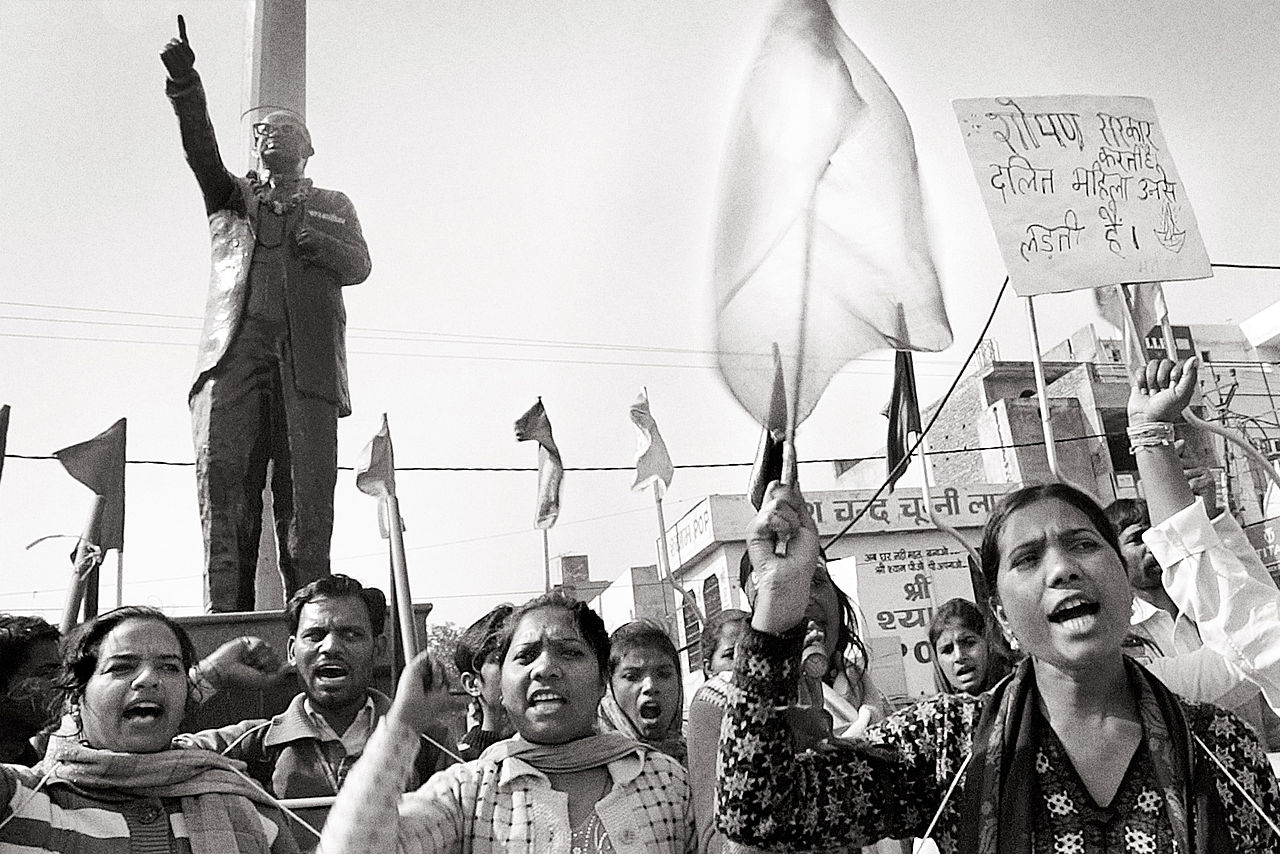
1127, 421, 1175, 454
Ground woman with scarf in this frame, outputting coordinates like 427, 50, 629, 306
319, 591, 694, 853
717, 358, 1280, 852
0, 606, 299, 854
597, 620, 687, 765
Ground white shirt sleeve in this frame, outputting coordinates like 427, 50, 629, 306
1145, 497, 1280, 717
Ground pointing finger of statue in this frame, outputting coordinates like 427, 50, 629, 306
178, 15, 188, 43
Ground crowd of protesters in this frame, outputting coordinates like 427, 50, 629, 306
1, 356, 1278, 854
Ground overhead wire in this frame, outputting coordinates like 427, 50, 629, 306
1, 431, 1135, 472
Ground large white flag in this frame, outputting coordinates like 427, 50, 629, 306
713, 0, 952, 431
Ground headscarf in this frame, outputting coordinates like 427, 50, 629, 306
960, 657, 1223, 853
597, 689, 687, 765
36, 720, 296, 854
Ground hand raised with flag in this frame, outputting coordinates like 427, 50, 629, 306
746, 482, 821, 635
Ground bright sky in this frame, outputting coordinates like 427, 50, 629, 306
2, 0, 1278, 628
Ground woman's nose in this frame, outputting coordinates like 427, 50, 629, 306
530, 651, 562, 679
132, 665, 161, 688
1044, 546, 1082, 585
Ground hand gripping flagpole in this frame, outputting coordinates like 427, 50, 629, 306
61, 496, 105, 633
355, 415, 419, 668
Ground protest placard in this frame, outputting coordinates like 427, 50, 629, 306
833, 529, 977, 702
953, 95, 1211, 296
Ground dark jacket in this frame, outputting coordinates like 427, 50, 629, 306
178, 691, 452, 850
166, 71, 370, 416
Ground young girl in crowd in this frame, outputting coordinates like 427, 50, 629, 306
700, 609, 749, 679
716, 358, 1280, 852
319, 591, 693, 853
597, 620, 687, 765
927, 598, 1010, 696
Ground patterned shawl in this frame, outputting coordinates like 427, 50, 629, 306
37, 723, 296, 854
959, 657, 1221, 853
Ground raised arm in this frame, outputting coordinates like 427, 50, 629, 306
161, 16, 236, 215
1131, 357, 1280, 716
717, 484, 961, 850
318, 653, 461, 854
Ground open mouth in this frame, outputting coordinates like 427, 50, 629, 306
1047, 597, 1100, 624
637, 700, 663, 722
314, 662, 348, 680
528, 689, 566, 708
122, 702, 164, 722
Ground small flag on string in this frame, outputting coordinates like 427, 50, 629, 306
515, 398, 563, 529
355, 413, 404, 538
885, 351, 921, 492
630, 388, 674, 493
713, 0, 952, 436
54, 418, 126, 551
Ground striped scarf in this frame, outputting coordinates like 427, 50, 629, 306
38, 726, 287, 854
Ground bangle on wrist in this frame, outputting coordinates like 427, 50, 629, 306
1127, 421, 1175, 455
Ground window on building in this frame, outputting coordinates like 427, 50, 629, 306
702, 575, 722, 621
681, 592, 702, 673
1101, 407, 1136, 473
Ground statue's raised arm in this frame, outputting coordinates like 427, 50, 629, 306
160, 15, 195, 80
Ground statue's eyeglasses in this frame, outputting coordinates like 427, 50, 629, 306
252, 122, 303, 141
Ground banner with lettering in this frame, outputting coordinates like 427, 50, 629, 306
835, 530, 976, 702
953, 96, 1211, 296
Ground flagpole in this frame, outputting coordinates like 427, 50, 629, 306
115, 551, 124, 608
1024, 295, 1060, 478
1151, 283, 1178, 360
542, 529, 551, 593
651, 485, 673, 622
654, 485, 679, 611
384, 494, 419, 663
919, 434, 981, 566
